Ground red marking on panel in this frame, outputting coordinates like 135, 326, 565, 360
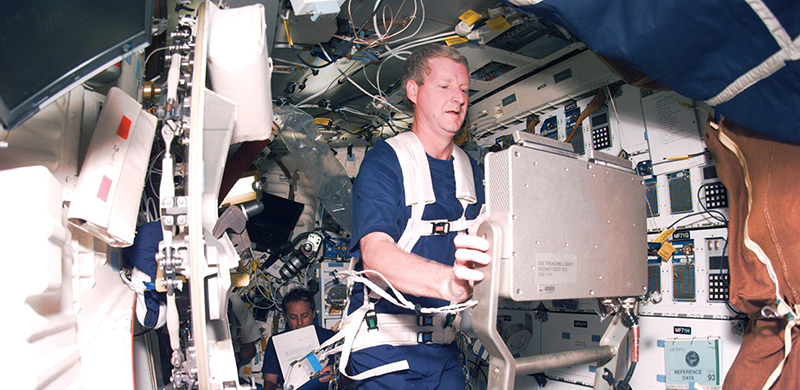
97, 175, 113, 202
117, 116, 131, 139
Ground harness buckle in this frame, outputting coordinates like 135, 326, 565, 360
417, 314, 434, 327
417, 332, 433, 344
444, 313, 456, 328
365, 309, 379, 331
431, 221, 450, 235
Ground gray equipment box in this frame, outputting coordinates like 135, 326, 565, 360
484, 134, 647, 301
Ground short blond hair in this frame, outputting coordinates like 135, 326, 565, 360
400, 44, 469, 108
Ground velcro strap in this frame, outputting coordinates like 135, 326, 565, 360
348, 313, 456, 351
405, 218, 472, 237
305, 352, 322, 373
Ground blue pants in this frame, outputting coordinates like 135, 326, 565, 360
349, 343, 465, 389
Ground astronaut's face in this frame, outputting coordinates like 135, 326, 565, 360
406, 57, 470, 138
285, 300, 314, 330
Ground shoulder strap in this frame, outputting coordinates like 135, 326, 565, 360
452, 145, 477, 205
385, 132, 479, 252
385, 131, 435, 206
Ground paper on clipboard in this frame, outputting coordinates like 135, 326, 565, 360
273, 325, 321, 381
642, 91, 704, 166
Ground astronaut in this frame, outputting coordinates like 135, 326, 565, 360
348, 44, 491, 389
262, 288, 336, 390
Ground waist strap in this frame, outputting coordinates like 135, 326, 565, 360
342, 312, 458, 351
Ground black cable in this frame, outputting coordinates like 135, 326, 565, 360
667, 209, 728, 230
697, 183, 729, 224
665, 181, 730, 230
621, 361, 637, 388
290, 44, 334, 69
350, 0, 386, 44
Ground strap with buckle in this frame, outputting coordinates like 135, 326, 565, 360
417, 332, 433, 344
431, 221, 450, 234
444, 313, 456, 328
417, 314, 434, 327
365, 309, 379, 331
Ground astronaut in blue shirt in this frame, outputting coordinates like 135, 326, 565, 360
262, 288, 336, 390
349, 44, 491, 389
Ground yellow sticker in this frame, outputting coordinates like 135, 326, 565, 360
652, 228, 675, 243
314, 117, 333, 127
444, 35, 469, 46
459, 9, 482, 26
487, 16, 511, 33
658, 241, 676, 261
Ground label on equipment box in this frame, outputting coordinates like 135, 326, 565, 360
535, 253, 578, 293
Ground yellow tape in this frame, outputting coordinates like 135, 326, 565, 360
658, 241, 676, 261
652, 228, 675, 243
459, 9, 482, 26
444, 35, 468, 46
315, 117, 333, 127
282, 19, 293, 46
487, 16, 511, 33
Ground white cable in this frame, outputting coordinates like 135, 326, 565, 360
385, 0, 425, 45
376, 50, 410, 97
339, 106, 374, 118
389, 36, 450, 55
317, 44, 389, 109
144, 46, 170, 67
372, 0, 416, 57
605, 85, 624, 134
335, 269, 478, 314
273, 57, 311, 69
296, 61, 368, 106
331, 57, 405, 114
378, 31, 454, 61
363, 66, 380, 93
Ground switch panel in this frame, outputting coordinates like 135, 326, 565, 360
704, 182, 729, 209
706, 237, 730, 302
592, 125, 611, 150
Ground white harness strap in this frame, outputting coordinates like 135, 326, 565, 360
283, 269, 478, 389
286, 134, 480, 387
716, 125, 800, 390
385, 131, 477, 251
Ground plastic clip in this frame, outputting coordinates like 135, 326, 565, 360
444, 313, 456, 328
761, 305, 781, 319
365, 309, 379, 331
417, 332, 433, 344
417, 314, 434, 327
431, 221, 450, 235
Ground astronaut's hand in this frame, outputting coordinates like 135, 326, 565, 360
446, 213, 491, 302
316, 365, 333, 383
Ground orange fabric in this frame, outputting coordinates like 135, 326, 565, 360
705, 119, 800, 389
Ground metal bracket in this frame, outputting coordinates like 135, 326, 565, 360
473, 221, 629, 389
587, 149, 634, 172
513, 130, 578, 158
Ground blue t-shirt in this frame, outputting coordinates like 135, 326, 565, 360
349, 139, 484, 314
262, 324, 336, 386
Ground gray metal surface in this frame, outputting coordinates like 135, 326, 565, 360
516, 346, 615, 376
473, 221, 632, 390
474, 221, 517, 389
485, 144, 647, 301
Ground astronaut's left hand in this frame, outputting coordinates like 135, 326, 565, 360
449, 213, 491, 300
316, 365, 333, 383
